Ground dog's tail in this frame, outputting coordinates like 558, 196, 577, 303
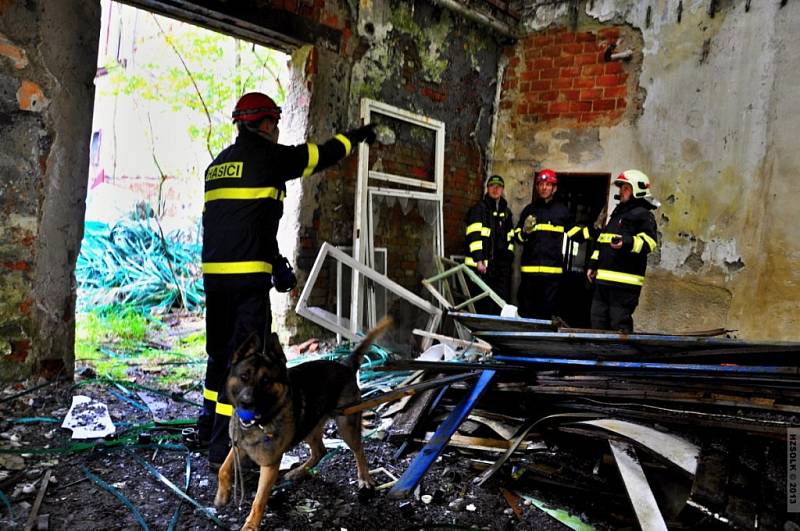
347, 316, 393, 371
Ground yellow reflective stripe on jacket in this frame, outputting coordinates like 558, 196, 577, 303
481, 227, 491, 237
597, 232, 619, 243
202, 261, 273, 274
507, 243, 514, 251
204, 187, 285, 203
465, 256, 489, 267
466, 222, 483, 235
215, 402, 233, 416
492, 211, 506, 217
469, 241, 483, 252
632, 235, 644, 253
566, 226, 590, 239
303, 143, 320, 177
596, 269, 644, 286
637, 232, 657, 252
591, 250, 599, 260
203, 387, 218, 401
521, 265, 563, 274
334, 134, 352, 156
534, 223, 564, 233
506, 229, 515, 240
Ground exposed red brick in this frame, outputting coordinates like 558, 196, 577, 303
576, 32, 597, 42
534, 57, 553, 69
582, 64, 604, 76
574, 77, 595, 89
19, 299, 31, 315
563, 89, 580, 101
529, 103, 548, 114
580, 112, 601, 123
517, 103, 528, 114
550, 101, 571, 113
597, 74, 625, 87
531, 79, 551, 91
558, 33, 576, 44
539, 90, 558, 101
575, 54, 597, 66
554, 56, 575, 67
604, 86, 627, 98
509, 56, 520, 68
3, 261, 30, 271
524, 48, 541, 59
605, 61, 625, 74
562, 43, 583, 55
519, 81, 531, 92
599, 27, 621, 40
285, 0, 298, 12
503, 79, 518, 90
593, 99, 617, 111
560, 67, 580, 78
552, 78, 573, 89
570, 101, 593, 112
533, 35, 552, 47
521, 71, 539, 81
617, 98, 628, 109
542, 45, 561, 57
539, 68, 559, 79
7, 340, 30, 363
588, 42, 609, 53
579, 88, 603, 100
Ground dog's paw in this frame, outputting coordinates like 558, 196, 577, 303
358, 474, 377, 490
241, 518, 260, 531
214, 488, 230, 508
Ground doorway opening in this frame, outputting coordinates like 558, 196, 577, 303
552, 172, 610, 328
75, 0, 292, 383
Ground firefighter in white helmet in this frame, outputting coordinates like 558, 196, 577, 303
586, 170, 659, 332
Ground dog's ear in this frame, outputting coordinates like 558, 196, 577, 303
232, 333, 260, 364
263, 332, 287, 364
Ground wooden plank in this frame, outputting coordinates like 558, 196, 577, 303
388, 370, 496, 498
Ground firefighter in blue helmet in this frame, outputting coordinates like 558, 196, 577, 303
199, 92, 376, 467
463, 174, 515, 314
587, 170, 659, 333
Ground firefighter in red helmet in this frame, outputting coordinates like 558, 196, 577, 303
514, 168, 589, 320
199, 92, 376, 467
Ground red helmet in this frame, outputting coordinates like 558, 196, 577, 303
536, 168, 558, 184
232, 92, 281, 123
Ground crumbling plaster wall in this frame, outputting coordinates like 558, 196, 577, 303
492, 0, 800, 339
0, 1, 100, 380
284, 0, 503, 339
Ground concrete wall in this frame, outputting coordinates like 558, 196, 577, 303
0, 1, 100, 380
492, 0, 800, 339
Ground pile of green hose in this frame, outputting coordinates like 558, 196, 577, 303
77, 219, 204, 313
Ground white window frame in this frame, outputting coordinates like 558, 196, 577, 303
351, 98, 445, 335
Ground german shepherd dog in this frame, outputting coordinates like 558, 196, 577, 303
214, 317, 392, 530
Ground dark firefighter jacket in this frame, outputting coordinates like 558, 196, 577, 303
515, 198, 589, 275
202, 128, 357, 290
464, 195, 514, 268
589, 197, 658, 288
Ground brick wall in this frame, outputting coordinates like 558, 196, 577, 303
501, 27, 628, 125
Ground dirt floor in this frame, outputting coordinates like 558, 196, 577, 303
0, 373, 597, 531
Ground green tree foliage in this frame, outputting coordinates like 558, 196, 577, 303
103, 14, 287, 158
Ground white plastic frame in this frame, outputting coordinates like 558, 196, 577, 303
351, 99, 446, 335
296, 242, 441, 349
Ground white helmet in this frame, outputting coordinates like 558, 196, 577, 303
614, 169, 660, 207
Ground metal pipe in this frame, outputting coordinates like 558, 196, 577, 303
431, 0, 517, 38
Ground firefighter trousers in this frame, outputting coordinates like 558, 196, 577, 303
589, 283, 641, 333
200, 287, 271, 464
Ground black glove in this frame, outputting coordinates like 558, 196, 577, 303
349, 123, 377, 145
271, 255, 297, 293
